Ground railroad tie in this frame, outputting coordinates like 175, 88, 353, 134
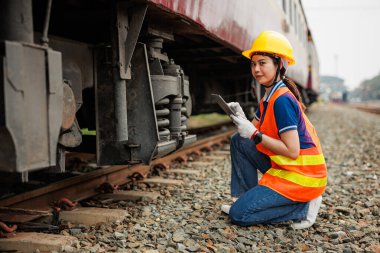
0, 232, 78, 253
59, 207, 128, 226
201, 155, 226, 161
97, 191, 160, 202
212, 150, 231, 156
164, 169, 200, 175
188, 161, 213, 167
221, 145, 230, 151
141, 177, 184, 186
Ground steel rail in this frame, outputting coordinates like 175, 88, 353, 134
0, 129, 234, 210
352, 105, 380, 115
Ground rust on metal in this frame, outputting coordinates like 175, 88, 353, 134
0, 207, 51, 223
0, 165, 149, 209
95, 182, 119, 194
174, 154, 188, 163
0, 221, 17, 233
352, 105, 380, 115
151, 129, 233, 168
153, 162, 170, 171
188, 150, 202, 156
61, 82, 77, 130
127, 172, 146, 181
0, 130, 233, 210
123, 171, 149, 190
52, 197, 77, 212
200, 146, 212, 152
151, 163, 169, 177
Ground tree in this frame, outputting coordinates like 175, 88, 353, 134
352, 72, 380, 101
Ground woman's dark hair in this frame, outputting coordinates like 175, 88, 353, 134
270, 56, 306, 110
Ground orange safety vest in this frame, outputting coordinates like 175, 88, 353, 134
256, 86, 327, 202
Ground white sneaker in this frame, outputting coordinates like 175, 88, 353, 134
221, 197, 238, 215
291, 196, 322, 230
221, 204, 231, 214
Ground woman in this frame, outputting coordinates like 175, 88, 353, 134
222, 31, 327, 229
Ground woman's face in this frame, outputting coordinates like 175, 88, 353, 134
250, 55, 278, 86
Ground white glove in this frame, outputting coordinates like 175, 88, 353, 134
231, 113, 257, 139
228, 102, 247, 120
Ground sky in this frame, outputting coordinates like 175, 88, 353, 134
301, 0, 380, 90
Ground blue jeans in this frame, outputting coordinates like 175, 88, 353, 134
229, 133, 309, 226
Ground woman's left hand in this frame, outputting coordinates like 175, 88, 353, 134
231, 113, 257, 138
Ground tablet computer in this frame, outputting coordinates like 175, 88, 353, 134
211, 94, 236, 116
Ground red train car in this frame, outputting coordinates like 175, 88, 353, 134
148, 0, 320, 105
0, 0, 319, 181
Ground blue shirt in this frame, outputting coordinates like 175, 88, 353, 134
255, 81, 315, 149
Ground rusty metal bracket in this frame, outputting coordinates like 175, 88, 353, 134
52, 197, 77, 212
0, 221, 17, 238
201, 146, 212, 152
96, 182, 119, 194
0, 221, 17, 233
188, 150, 202, 157
174, 154, 188, 163
151, 163, 169, 176
15, 222, 59, 233
123, 171, 146, 190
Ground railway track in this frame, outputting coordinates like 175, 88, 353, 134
351, 104, 380, 115
2, 105, 379, 252
0, 124, 235, 249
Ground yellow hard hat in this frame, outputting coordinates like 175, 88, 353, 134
242, 31, 296, 66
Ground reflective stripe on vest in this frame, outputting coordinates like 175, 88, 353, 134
256, 86, 327, 202
266, 168, 327, 187
270, 154, 325, 166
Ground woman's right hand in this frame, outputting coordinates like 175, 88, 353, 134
228, 102, 247, 119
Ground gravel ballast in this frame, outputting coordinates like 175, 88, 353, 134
63, 104, 380, 253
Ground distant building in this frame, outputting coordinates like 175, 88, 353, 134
320, 76, 347, 102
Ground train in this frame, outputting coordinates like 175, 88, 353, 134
0, 0, 320, 182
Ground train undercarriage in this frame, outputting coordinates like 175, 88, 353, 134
0, 0, 316, 185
